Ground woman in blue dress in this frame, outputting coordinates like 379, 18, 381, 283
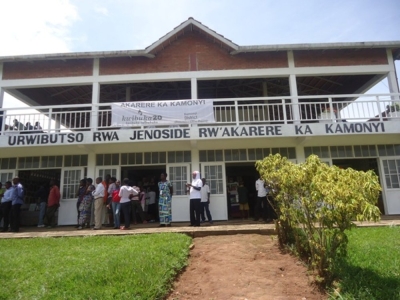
158, 173, 173, 227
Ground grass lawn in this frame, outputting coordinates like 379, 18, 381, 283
331, 226, 400, 300
0, 233, 191, 300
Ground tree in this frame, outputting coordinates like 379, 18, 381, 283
255, 154, 381, 284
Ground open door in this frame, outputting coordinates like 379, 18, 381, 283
379, 157, 400, 214
58, 167, 84, 225
201, 163, 227, 221
169, 163, 191, 222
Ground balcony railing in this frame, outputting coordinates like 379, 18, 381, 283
1, 93, 399, 135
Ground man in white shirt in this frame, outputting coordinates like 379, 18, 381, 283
254, 177, 268, 222
186, 171, 203, 226
200, 178, 213, 224
92, 177, 105, 230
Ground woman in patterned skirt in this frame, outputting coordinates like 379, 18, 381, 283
78, 178, 95, 229
158, 173, 173, 227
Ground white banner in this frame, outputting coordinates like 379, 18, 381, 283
111, 99, 215, 126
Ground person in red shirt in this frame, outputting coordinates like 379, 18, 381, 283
45, 180, 61, 228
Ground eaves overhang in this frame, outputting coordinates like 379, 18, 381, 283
0, 50, 154, 63
231, 41, 400, 56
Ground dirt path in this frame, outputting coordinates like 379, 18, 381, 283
167, 234, 326, 300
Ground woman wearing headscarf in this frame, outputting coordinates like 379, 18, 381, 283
186, 171, 203, 226
158, 172, 173, 227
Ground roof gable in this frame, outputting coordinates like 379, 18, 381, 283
145, 17, 239, 55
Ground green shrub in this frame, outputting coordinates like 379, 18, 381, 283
256, 154, 381, 284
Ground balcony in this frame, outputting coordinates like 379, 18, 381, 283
1, 93, 399, 136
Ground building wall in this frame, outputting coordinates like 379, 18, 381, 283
2, 59, 93, 79
99, 32, 288, 75
294, 49, 388, 67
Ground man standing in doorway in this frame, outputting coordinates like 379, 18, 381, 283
186, 171, 203, 226
92, 177, 105, 230
254, 177, 268, 223
10, 177, 24, 232
45, 180, 61, 228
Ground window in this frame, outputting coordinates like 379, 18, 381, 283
64, 155, 88, 167
382, 159, 400, 189
121, 153, 143, 165
168, 165, 188, 196
200, 150, 224, 162
62, 169, 82, 199
203, 165, 224, 194
168, 151, 191, 163
0, 172, 13, 183
0, 158, 17, 169
41, 156, 63, 168
96, 154, 119, 166
98, 168, 118, 180
378, 145, 400, 156
304, 147, 330, 158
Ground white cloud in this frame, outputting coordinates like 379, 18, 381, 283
0, 0, 79, 56
94, 6, 108, 16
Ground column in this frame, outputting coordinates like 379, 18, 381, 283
86, 152, 97, 180
191, 77, 198, 99
191, 145, 200, 174
262, 81, 269, 122
0, 62, 3, 107
295, 145, 306, 163
386, 49, 400, 99
190, 77, 200, 171
288, 51, 301, 124
0, 63, 4, 132
91, 58, 100, 131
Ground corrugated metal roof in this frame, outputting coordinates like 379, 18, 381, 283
1, 18, 399, 62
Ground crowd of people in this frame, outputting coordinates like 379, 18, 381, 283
0, 171, 274, 232
74, 172, 176, 230
73, 171, 216, 230
3, 120, 44, 133
0, 177, 60, 232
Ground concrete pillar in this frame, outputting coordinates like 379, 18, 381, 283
191, 144, 200, 174
91, 58, 100, 131
0, 63, 4, 133
386, 50, 400, 97
86, 152, 96, 183
288, 51, 301, 124
191, 78, 198, 99
190, 77, 200, 171
0, 62, 3, 107
295, 145, 306, 163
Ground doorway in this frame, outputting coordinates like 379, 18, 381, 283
332, 158, 384, 213
121, 165, 166, 188
120, 165, 166, 222
18, 169, 61, 226
225, 163, 259, 219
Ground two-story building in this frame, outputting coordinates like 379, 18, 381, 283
0, 18, 399, 225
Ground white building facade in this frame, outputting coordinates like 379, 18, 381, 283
0, 18, 399, 225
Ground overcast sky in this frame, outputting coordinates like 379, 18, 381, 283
1, 0, 400, 107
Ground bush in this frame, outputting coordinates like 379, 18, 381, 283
255, 154, 381, 284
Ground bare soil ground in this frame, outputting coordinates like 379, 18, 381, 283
167, 234, 327, 300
